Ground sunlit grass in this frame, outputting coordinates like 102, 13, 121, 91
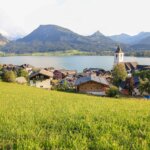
0, 82, 150, 149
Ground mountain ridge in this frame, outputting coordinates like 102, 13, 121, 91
109, 32, 150, 45
2, 25, 121, 53
1, 24, 150, 54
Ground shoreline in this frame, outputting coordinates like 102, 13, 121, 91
0, 54, 150, 58
0, 50, 150, 57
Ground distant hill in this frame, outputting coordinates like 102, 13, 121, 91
2, 25, 121, 54
110, 32, 150, 45
109, 33, 132, 44
88, 31, 116, 45
131, 36, 150, 50
0, 33, 8, 46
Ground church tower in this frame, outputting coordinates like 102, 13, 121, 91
114, 46, 124, 65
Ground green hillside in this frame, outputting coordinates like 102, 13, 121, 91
0, 82, 150, 149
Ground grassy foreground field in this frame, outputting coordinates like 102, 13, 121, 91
0, 82, 150, 149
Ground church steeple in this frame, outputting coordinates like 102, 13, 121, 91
114, 46, 124, 65
115, 46, 123, 53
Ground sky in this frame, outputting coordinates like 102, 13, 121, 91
0, 0, 150, 37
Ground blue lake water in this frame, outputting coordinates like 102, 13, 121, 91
0, 56, 149, 72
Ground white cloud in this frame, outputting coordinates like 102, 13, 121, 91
0, 0, 150, 36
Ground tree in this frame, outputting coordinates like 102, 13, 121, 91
106, 86, 119, 97
126, 77, 134, 95
133, 70, 150, 80
18, 69, 28, 79
134, 70, 150, 95
3, 71, 16, 82
112, 64, 127, 86
139, 78, 150, 95
0, 64, 2, 71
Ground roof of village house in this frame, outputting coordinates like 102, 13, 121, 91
29, 69, 53, 78
120, 62, 138, 71
119, 77, 140, 89
137, 65, 150, 70
54, 69, 77, 75
115, 46, 123, 53
19, 64, 33, 68
75, 75, 109, 86
83, 68, 105, 72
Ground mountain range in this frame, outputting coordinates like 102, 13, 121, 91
109, 32, 150, 45
1, 25, 150, 54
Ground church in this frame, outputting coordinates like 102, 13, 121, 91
114, 46, 150, 74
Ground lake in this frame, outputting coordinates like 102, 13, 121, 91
0, 56, 150, 72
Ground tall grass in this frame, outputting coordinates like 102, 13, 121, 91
0, 82, 150, 149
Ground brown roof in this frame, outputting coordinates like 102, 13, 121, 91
39, 69, 53, 77
120, 62, 138, 70
30, 69, 53, 78
56, 69, 77, 75
75, 75, 109, 86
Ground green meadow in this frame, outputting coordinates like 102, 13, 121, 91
0, 82, 150, 149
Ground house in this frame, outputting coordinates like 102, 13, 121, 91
53, 69, 77, 80
83, 68, 105, 73
19, 64, 33, 72
120, 62, 138, 74
53, 70, 67, 80
75, 75, 109, 96
83, 68, 112, 78
119, 77, 141, 96
2, 64, 18, 71
59, 74, 77, 88
1, 64, 33, 75
82, 68, 112, 84
137, 65, 150, 71
29, 69, 53, 89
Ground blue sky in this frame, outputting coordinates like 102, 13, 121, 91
0, 0, 150, 36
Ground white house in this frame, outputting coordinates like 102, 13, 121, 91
29, 69, 53, 89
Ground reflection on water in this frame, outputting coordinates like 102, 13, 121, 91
0, 56, 149, 72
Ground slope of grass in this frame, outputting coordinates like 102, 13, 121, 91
0, 82, 150, 149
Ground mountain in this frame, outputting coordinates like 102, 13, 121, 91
110, 32, 150, 45
109, 33, 131, 44
2, 25, 121, 54
131, 36, 150, 50
88, 31, 116, 45
0, 33, 8, 46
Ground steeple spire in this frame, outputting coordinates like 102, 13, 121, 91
115, 45, 123, 53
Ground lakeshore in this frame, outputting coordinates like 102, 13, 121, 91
0, 55, 150, 72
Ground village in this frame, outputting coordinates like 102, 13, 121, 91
0, 46, 150, 98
